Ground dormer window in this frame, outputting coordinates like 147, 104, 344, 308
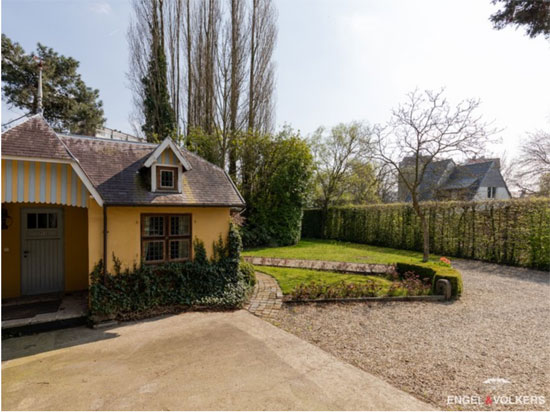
145, 137, 192, 194
157, 166, 178, 191
160, 169, 174, 188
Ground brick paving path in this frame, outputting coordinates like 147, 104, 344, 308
245, 272, 283, 320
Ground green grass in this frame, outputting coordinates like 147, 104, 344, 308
245, 239, 463, 297
257, 266, 394, 295
244, 238, 443, 265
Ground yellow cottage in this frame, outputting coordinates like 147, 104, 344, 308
1, 115, 245, 299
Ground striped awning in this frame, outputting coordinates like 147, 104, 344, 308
2, 159, 89, 207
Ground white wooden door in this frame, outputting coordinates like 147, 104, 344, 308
21, 208, 64, 295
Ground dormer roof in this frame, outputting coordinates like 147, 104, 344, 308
143, 137, 192, 170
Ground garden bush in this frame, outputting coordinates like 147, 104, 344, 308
240, 128, 314, 248
290, 280, 384, 300
239, 260, 256, 287
302, 198, 550, 270
289, 271, 432, 301
89, 223, 252, 320
395, 263, 463, 297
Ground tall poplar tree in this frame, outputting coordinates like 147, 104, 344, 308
141, 0, 176, 142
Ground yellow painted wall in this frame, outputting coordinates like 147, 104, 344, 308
64, 207, 89, 291
87, 198, 103, 274
1, 202, 88, 298
103, 206, 231, 273
2, 203, 21, 298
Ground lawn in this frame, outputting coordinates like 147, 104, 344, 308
244, 238, 445, 266
245, 239, 463, 297
257, 266, 394, 295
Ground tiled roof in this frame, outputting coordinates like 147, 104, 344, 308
1, 115, 73, 161
441, 161, 493, 194
405, 159, 454, 202
59, 135, 245, 207
1, 115, 245, 207
401, 158, 498, 202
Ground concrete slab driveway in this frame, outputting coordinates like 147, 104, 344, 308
2, 310, 431, 411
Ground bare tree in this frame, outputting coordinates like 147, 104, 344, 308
127, 0, 153, 137
311, 122, 373, 211
374, 162, 396, 203
514, 129, 550, 195
166, 0, 184, 135
228, 0, 247, 178
127, 0, 278, 171
247, 0, 276, 133
189, 0, 220, 134
374, 89, 496, 262
184, 0, 193, 134
213, 7, 232, 168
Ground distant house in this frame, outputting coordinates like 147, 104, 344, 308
397, 156, 511, 202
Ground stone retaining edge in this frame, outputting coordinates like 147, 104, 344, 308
243, 256, 393, 274
284, 295, 446, 304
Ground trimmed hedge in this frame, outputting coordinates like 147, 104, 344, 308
302, 198, 550, 270
396, 262, 463, 297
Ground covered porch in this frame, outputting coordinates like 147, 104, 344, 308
1, 158, 97, 331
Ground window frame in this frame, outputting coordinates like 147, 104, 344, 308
156, 165, 179, 191
487, 187, 496, 198
141, 213, 192, 264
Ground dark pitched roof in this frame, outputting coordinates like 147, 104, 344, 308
1, 115, 244, 207
441, 161, 493, 194
59, 134, 245, 207
404, 159, 454, 201
1, 115, 73, 161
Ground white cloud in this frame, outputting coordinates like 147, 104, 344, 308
90, 1, 111, 15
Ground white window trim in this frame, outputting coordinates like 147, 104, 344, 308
159, 169, 175, 189
143, 137, 192, 170
152, 163, 182, 193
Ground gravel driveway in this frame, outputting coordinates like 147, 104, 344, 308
273, 260, 550, 410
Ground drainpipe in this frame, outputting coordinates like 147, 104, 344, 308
103, 205, 108, 275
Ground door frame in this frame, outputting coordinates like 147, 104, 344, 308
20, 207, 65, 296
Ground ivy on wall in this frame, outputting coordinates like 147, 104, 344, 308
89, 223, 253, 320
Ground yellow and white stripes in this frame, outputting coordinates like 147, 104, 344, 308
159, 148, 178, 165
2, 159, 89, 207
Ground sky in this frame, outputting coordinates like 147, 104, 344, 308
2, 0, 550, 159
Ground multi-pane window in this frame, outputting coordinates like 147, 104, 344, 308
156, 166, 178, 191
160, 170, 174, 188
487, 187, 496, 198
27, 212, 58, 229
141, 214, 191, 263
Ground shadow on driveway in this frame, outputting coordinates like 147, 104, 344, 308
2, 325, 119, 361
